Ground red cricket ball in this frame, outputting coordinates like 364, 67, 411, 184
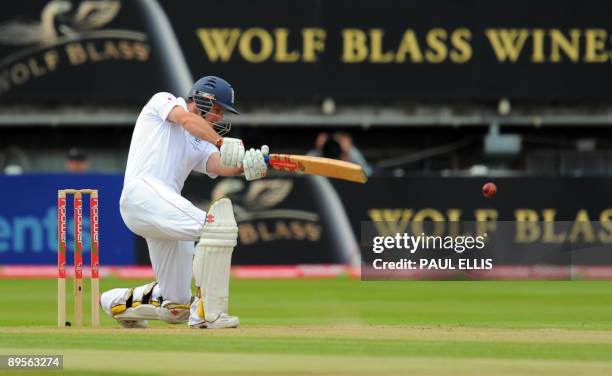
482, 182, 497, 198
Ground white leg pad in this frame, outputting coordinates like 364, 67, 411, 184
114, 304, 159, 321
101, 282, 162, 328
193, 198, 238, 322
101, 282, 191, 326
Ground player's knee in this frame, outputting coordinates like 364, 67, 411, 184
100, 288, 129, 317
198, 198, 238, 247
194, 198, 239, 289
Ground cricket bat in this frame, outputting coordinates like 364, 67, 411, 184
265, 153, 367, 183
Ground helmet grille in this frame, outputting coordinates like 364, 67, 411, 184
192, 90, 231, 136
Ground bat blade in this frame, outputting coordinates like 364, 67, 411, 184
267, 154, 367, 183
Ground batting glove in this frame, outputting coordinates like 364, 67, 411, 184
217, 137, 245, 168
243, 148, 268, 181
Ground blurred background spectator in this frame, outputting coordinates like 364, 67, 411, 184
1, 147, 29, 175
65, 147, 89, 173
308, 132, 373, 176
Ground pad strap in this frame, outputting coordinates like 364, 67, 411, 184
110, 282, 162, 315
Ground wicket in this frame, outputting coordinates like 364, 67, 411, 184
57, 189, 100, 328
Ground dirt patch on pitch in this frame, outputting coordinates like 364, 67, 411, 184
2, 325, 612, 344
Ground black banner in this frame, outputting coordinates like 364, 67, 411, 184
2, 1, 612, 103
0, 0, 191, 104
333, 177, 612, 225
165, 0, 612, 102
336, 177, 612, 272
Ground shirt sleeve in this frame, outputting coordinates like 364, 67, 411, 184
193, 142, 219, 179
147, 92, 187, 122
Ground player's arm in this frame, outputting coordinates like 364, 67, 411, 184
167, 106, 220, 145
206, 152, 243, 177
167, 105, 245, 168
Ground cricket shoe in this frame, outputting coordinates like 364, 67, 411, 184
116, 319, 148, 329
189, 314, 240, 329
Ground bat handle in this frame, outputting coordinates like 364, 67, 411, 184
261, 145, 270, 164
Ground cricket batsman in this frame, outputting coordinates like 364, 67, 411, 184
99, 76, 267, 329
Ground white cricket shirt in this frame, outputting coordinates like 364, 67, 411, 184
123, 92, 218, 192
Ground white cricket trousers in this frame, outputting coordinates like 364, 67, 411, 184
119, 177, 206, 304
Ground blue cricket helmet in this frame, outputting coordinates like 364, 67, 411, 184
188, 76, 239, 114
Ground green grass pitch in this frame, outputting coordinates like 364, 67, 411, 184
1, 278, 612, 375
